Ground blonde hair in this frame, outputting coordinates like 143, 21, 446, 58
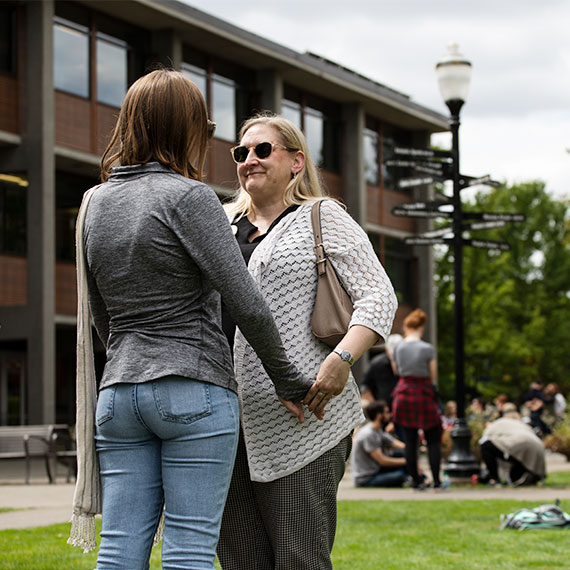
101, 69, 209, 182
502, 402, 521, 420
224, 112, 327, 220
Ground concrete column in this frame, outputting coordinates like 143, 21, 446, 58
341, 103, 366, 225
341, 103, 367, 380
24, 0, 56, 423
150, 29, 182, 70
256, 69, 282, 113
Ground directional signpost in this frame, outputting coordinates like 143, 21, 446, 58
419, 226, 454, 239
465, 238, 511, 251
463, 212, 526, 222
395, 199, 450, 210
463, 220, 507, 231
393, 146, 452, 159
392, 207, 452, 219
386, 146, 453, 190
388, 153, 523, 255
461, 174, 502, 188
404, 236, 451, 246
386, 138, 524, 478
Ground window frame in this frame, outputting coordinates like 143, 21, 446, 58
53, 16, 90, 99
182, 48, 254, 143
0, 3, 17, 76
282, 85, 341, 173
0, 178, 27, 256
53, 7, 146, 108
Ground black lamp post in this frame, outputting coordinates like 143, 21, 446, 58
436, 43, 480, 477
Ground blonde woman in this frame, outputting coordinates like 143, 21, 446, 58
218, 113, 397, 570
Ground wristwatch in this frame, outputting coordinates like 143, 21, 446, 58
332, 347, 355, 366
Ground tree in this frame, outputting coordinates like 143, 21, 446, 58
435, 181, 570, 404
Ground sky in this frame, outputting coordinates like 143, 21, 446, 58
182, 0, 570, 200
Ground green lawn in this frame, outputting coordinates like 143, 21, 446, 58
1, 498, 570, 569
538, 469, 570, 487
334, 499, 570, 570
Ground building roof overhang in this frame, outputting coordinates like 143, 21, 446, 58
80, 0, 449, 133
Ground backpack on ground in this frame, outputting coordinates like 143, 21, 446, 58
500, 499, 570, 530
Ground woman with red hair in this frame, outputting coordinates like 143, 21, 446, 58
391, 309, 442, 490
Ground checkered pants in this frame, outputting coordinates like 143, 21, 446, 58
217, 431, 352, 570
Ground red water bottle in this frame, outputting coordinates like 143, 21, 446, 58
471, 474, 479, 486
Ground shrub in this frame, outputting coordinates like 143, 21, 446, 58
544, 414, 570, 461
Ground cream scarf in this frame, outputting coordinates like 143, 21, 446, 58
68, 187, 164, 552
68, 187, 100, 552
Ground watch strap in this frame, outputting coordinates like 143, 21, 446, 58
333, 347, 354, 366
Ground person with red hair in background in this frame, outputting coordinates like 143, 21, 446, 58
391, 309, 442, 490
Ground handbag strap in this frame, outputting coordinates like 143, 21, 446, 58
311, 201, 327, 276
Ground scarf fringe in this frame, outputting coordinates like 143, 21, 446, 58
153, 511, 165, 546
67, 511, 163, 554
68, 513, 97, 553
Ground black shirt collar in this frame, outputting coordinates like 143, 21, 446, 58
232, 204, 299, 245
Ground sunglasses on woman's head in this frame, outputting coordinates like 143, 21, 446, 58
207, 120, 216, 139
230, 141, 294, 163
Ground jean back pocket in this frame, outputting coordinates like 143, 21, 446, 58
153, 376, 212, 424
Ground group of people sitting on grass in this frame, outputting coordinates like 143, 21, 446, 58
352, 306, 565, 489
351, 397, 548, 489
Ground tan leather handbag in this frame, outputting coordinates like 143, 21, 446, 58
310, 201, 353, 346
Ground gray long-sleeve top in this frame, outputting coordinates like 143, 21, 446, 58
83, 162, 312, 401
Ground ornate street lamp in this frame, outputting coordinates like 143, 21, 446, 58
436, 43, 480, 477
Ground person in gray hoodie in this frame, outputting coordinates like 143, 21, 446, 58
74, 69, 315, 570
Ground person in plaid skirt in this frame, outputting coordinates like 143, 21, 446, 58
391, 309, 442, 490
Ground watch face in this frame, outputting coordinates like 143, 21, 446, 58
340, 350, 351, 361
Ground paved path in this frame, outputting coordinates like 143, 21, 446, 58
338, 478, 570, 501
1, 453, 569, 530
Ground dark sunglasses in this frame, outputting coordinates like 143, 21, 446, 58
207, 120, 216, 139
230, 141, 295, 163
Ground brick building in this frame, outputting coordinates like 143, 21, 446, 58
0, 0, 448, 425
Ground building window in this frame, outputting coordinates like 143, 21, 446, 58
0, 347, 27, 425
182, 49, 253, 143
364, 120, 415, 191
281, 86, 340, 172
56, 172, 96, 262
363, 127, 379, 186
0, 176, 27, 256
367, 233, 415, 306
53, 6, 146, 107
282, 99, 301, 128
305, 107, 324, 168
381, 124, 413, 191
53, 17, 89, 98
384, 237, 414, 305
96, 33, 128, 107
212, 74, 237, 141
0, 4, 16, 75
181, 62, 207, 96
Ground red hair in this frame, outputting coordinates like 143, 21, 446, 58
403, 308, 427, 330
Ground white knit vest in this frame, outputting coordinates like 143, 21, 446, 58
233, 200, 398, 482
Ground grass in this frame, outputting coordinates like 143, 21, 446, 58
1, 498, 570, 569
0, 522, 162, 569
334, 500, 570, 570
541, 469, 570, 487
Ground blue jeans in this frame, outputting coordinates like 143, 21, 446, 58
362, 467, 408, 487
360, 451, 408, 488
95, 376, 239, 570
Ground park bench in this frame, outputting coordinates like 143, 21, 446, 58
0, 424, 76, 484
